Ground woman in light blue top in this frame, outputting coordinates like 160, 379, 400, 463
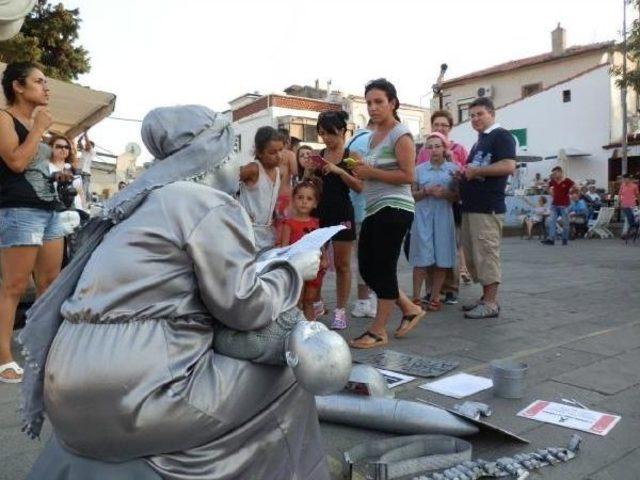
409, 132, 458, 311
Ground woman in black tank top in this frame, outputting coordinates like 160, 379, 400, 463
310, 110, 363, 330
0, 62, 58, 383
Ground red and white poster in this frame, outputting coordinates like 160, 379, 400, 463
517, 400, 621, 436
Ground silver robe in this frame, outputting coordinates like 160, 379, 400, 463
40, 181, 329, 480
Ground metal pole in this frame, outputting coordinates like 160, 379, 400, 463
622, 0, 629, 175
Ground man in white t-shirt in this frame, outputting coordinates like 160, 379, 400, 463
78, 131, 96, 204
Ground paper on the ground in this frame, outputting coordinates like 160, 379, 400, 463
256, 225, 346, 273
418, 373, 493, 398
517, 400, 621, 436
376, 368, 416, 388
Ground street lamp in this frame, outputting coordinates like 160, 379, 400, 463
622, 0, 628, 175
431, 63, 448, 110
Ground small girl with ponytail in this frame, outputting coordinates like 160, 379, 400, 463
279, 177, 328, 320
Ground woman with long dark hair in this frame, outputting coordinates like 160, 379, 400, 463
311, 110, 362, 329
0, 62, 59, 383
349, 78, 425, 349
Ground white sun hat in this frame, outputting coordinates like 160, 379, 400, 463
0, 0, 36, 41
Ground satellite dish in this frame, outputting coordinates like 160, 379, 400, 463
125, 142, 141, 158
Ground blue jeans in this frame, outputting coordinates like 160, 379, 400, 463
0, 207, 64, 248
547, 206, 570, 242
622, 207, 638, 231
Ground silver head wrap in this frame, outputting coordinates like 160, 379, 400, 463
104, 105, 236, 222
19, 105, 234, 438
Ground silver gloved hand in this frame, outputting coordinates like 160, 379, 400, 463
289, 250, 321, 281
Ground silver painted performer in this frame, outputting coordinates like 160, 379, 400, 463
20, 105, 331, 479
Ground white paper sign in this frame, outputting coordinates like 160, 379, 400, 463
517, 400, 621, 436
376, 368, 416, 388
256, 225, 346, 273
419, 373, 493, 399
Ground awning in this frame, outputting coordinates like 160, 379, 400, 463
516, 155, 543, 162
544, 147, 592, 160
0, 62, 116, 138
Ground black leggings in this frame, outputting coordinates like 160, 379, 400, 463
358, 207, 414, 300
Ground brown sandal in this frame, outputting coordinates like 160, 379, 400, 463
349, 330, 388, 349
427, 299, 441, 311
394, 310, 426, 338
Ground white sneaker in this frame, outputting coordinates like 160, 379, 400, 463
367, 297, 378, 318
351, 300, 372, 318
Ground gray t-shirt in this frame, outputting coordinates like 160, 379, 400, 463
363, 123, 415, 217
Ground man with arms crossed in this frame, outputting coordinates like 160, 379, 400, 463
458, 97, 516, 319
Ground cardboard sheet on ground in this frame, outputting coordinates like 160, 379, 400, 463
351, 349, 458, 378
256, 225, 345, 273
419, 373, 493, 398
518, 400, 621, 436
376, 368, 415, 388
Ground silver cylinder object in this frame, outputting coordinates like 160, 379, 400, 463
315, 394, 479, 436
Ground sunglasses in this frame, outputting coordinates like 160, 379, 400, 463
54, 144, 70, 150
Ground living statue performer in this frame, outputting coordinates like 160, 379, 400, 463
20, 105, 349, 480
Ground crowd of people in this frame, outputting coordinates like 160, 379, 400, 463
521, 166, 639, 243
232, 82, 516, 348
0, 63, 523, 386
0, 51, 637, 480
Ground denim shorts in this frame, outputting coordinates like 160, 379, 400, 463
0, 207, 65, 248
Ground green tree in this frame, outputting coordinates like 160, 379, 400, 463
613, 0, 640, 92
0, 0, 90, 81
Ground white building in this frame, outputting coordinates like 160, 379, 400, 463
452, 64, 618, 189
442, 26, 634, 191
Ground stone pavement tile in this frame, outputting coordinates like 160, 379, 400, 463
452, 333, 566, 362
587, 447, 640, 480
0, 420, 49, 470
392, 334, 478, 357
553, 349, 640, 395
543, 320, 638, 345
592, 384, 640, 419
0, 398, 20, 430
520, 380, 608, 414
507, 414, 640, 480
0, 383, 20, 407
0, 450, 41, 480
564, 323, 640, 357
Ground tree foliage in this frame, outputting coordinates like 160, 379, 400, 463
613, 0, 640, 93
0, 0, 90, 81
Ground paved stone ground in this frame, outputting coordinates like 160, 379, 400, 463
2, 237, 639, 479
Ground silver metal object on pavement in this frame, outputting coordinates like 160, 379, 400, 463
412, 434, 582, 480
342, 435, 472, 480
316, 394, 479, 436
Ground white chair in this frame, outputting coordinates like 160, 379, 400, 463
586, 207, 615, 239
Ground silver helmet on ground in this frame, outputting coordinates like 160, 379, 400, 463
285, 321, 351, 395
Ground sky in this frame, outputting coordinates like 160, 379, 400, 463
61, 0, 625, 162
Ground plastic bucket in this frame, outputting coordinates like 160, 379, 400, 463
490, 359, 528, 399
